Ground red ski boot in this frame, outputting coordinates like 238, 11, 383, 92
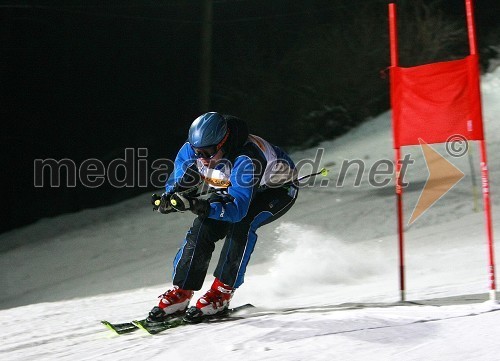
184, 278, 234, 322
148, 286, 194, 322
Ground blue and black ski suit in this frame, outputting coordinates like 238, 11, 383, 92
165, 116, 299, 290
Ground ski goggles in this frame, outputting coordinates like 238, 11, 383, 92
192, 130, 230, 160
192, 146, 219, 159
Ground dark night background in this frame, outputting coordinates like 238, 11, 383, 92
1, 0, 499, 235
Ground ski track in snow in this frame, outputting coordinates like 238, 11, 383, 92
2, 299, 500, 360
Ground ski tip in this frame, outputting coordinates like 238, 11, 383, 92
101, 320, 139, 335
132, 320, 154, 334
101, 320, 116, 329
237, 303, 255, 309
131, 322, 145, 333
132, 319, 169, 335
230, 303, 256, 314
132, 320, 145, 329
101, 320, 120, 335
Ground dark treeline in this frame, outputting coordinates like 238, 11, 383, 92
1, 0, 499, 234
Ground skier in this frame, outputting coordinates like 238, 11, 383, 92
149, 112, 299, 322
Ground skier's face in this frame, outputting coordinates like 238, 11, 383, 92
192, 144, 225, 166
198, 148, 224, 167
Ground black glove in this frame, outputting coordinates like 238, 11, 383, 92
151, 193, 176, 214
170, 192, 210, 218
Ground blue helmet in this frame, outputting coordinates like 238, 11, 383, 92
188, 112, 228, 148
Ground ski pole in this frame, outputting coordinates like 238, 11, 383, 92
155, 167, 330, 208
260, 167, 330, 189
295, 167, 329, 183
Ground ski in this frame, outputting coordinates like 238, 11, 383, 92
101, 311, 185, 335
133, 303, 255, 335
132, 316, 184, 335
101, 303, 254, 335
101, 320, 141, 335
101, 314, 185, 335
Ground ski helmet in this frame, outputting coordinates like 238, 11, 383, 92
188, 112, 228, 148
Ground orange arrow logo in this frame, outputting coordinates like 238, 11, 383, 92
408, 139, 465, 225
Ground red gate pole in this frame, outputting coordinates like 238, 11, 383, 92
479, 141, 497, 301
465, 0, 497, 301
395, 147, 406, 302
389, 3, 406, 302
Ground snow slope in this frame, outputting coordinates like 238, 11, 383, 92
1, 67, 500, 360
